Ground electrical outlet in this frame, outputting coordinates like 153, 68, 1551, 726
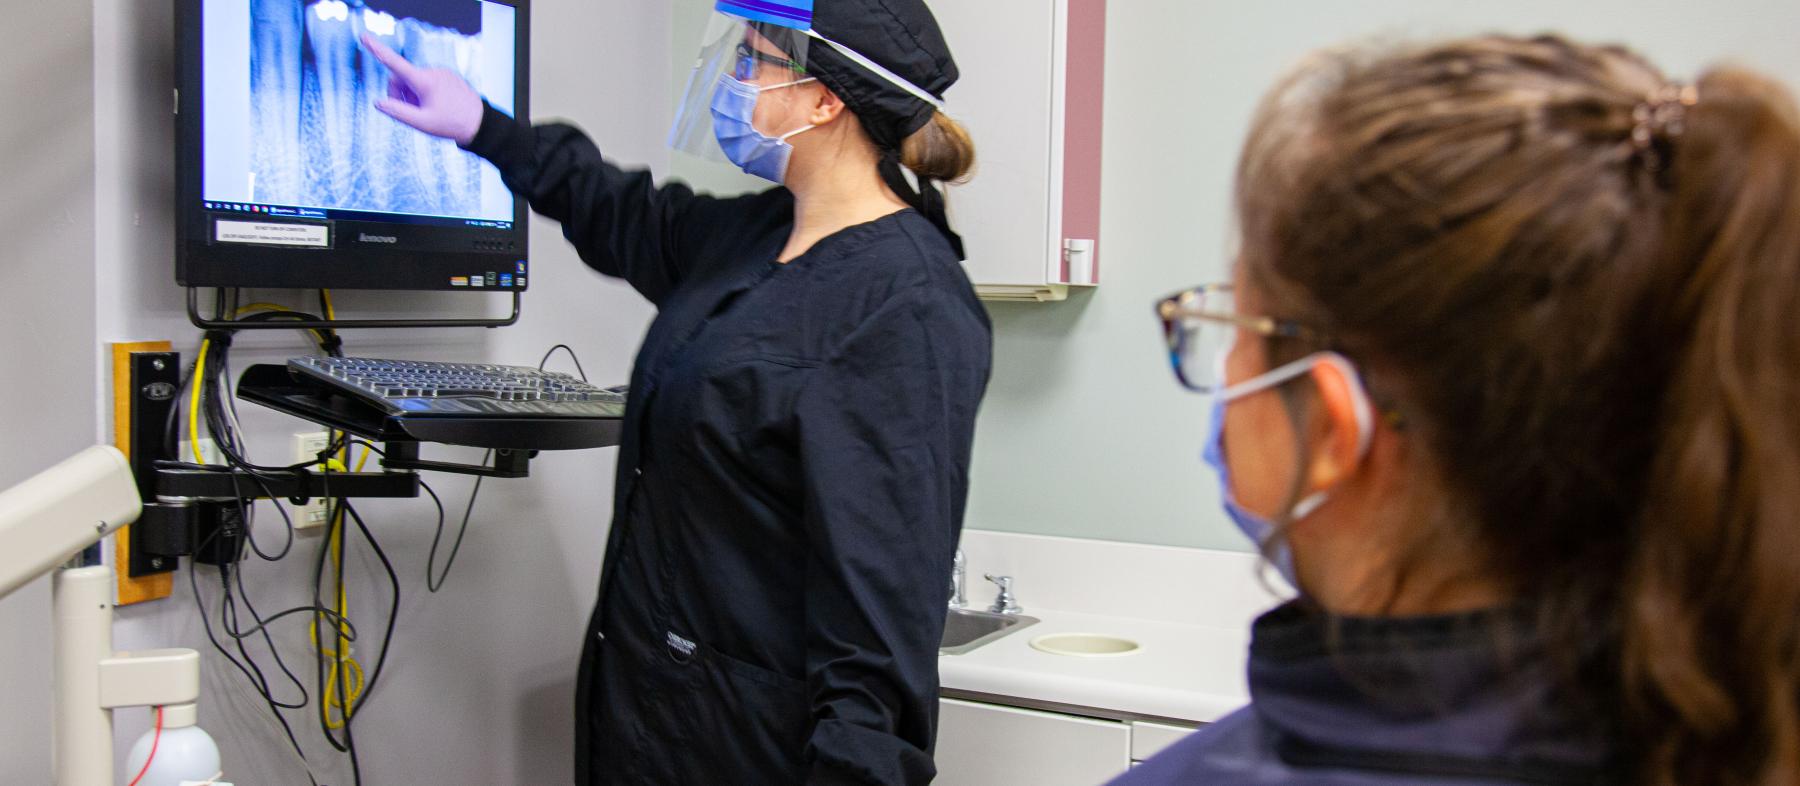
177, 438, 225, 466
292, 431, 334, 530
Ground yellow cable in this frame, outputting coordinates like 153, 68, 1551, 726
312, 504, 364, 729
307, 433, 367, 729
233, 302, 292, 316
321, 290, 336, 320
322, 501, 364, 728
188, 339, 210, 464
236, 300, 335, 347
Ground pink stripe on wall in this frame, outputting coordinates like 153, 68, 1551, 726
1060, 0, 1106, 284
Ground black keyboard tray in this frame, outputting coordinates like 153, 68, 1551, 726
237, 364, 624, 451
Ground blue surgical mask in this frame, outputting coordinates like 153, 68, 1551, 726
1203, 396, 1306, 587
710, 73, 818, 183
1202, 351, 1373, 589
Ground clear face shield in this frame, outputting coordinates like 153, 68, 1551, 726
668, 12, 817, 167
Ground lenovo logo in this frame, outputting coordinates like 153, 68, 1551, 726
358, 233, 398, 244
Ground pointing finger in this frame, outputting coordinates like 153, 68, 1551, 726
361, 33, 419, 83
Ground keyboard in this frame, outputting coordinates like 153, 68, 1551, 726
287, 356, 628, 419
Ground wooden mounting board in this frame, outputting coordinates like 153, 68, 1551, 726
112, 341, 174, 605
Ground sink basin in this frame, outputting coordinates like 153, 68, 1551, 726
940, 608, 1039, 655
1029, 633, 1142, 657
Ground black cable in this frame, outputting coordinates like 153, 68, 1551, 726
203, 339, 298, 562
166, 299, 351, 782
163, 304, 333, 459
217, 563, 303, 710
306, 458, 392, 786
418, 480, 449, 587
198, 338, 298, 480
231, 464, 296, 562
331, 510, 362, 786
188, 518, 320, 785
215, 592, 359, 643
429, 452, 486, 593
341, 502, 402, 716
213, 350, 244, 459
334, 503, 399, 786
538, 343, 589, 382
228, 566, 323, 786
197, 332, 345, 479
348, 438, 479, 594
225, 562, 315, 707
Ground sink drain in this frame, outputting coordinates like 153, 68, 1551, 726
1029, 633, 1143, 657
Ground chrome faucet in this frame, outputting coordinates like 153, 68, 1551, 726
949, 549, 967, 610
984, 574, 1022, 615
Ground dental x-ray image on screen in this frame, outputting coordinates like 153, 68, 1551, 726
204, 0, 516, 223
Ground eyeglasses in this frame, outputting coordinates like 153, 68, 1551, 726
1155, 283, 1318, 393
734, 42, 805, 81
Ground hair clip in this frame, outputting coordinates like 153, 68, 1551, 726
1631, 83, 1700, 171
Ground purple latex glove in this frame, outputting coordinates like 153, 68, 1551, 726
361, 33, 484, 146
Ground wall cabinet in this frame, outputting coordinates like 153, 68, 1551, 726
927, 0, 1106, 302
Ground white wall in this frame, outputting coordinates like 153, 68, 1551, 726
0, 1, 97, 781
962, 0, 1800, 549
77, 0, 667, 782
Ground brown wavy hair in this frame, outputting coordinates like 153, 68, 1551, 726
1236, 35, 1800, 785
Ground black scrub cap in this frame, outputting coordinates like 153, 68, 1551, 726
757, 0, 967, 257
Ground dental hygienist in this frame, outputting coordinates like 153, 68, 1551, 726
362, 1, 990, 783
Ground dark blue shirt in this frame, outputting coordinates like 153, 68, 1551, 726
1117, 604, 1616, 786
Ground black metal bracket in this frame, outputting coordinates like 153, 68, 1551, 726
126, 351, 182, 578
378, 442, 536, 479
133, 441, 536, 573
186, 286, 521, 331
129, 358, 538, 574
140, 463, 422, 572
153, 467, 422, 501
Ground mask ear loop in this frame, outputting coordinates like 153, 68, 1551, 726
1312, 352, 1376, 461
737, 75, 821, 142
1219, 351, 1375, 521
777, 123, 816, 142
1219, 350, 1375, 458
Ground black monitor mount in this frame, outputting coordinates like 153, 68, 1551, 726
123, 347, 564, 580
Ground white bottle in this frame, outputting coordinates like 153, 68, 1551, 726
122, 723, 222, 786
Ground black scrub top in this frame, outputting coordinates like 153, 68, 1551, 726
466, 104, 993, 786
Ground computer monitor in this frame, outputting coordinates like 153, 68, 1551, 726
175, 0, 530, 291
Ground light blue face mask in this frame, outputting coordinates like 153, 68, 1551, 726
710, 73, 818, 183
1202, 351, 1374, 589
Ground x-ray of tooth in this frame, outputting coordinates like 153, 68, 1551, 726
249, 0, 488, 217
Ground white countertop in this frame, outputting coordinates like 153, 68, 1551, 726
938, 607, 1253, 724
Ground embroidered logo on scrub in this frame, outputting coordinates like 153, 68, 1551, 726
666, 631, 698, 661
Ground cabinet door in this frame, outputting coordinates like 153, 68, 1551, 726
936, 698, 1131, 786
926, 0, 1058, 295
1130, 720, 1199, 764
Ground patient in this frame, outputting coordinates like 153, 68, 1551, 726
1124, 34, 1800, 785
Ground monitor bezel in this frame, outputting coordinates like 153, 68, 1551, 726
174, 0, 531, 292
